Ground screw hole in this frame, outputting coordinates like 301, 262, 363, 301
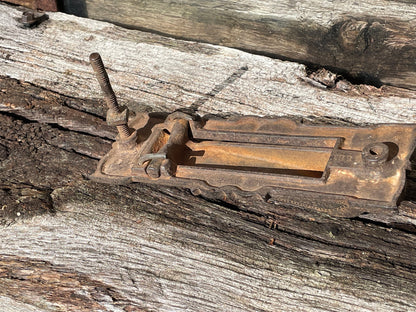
368, 145, 385, 157
369, 149, 378, 156
362, 142, 389, 165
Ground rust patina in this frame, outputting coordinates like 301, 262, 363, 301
89, 53, 416, 217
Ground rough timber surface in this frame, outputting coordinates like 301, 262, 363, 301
74, 0, 416, 90
1, 77, 416, 311
0, 4, 416, 125
1, 3, 416, 311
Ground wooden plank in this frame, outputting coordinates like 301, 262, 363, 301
0, 89, 416, 310
0, 0, 58, 11
1, 4, 416, 311
0, 0, 36, 9
0, 3, 415, 125
70, 0, 416, 90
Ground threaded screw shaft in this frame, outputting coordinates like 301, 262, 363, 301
89, 52, 131, 139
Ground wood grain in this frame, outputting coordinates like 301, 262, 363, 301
75, 0, 416, 90
1, 3, 416, 311
0, 67, 416, 312
0, 99, 416, 310
0, 0, 58, 11
0, 3, 415, 126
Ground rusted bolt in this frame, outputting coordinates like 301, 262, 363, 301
89, 53, 131, 140
19, 11, 48, 28
21, 11, 35, 23
362, 142, 389, 166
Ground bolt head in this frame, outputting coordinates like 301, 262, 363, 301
21, 11, 35, 23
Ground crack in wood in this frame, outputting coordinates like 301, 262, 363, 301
0, 53, 416, 311
76, 0, 416, 89
0, 77, 116, 140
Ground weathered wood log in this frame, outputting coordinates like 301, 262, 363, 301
63, 0, 416, 90
0, 3, 415, 126
1, 76, 416, 311
0, 0, 59, 11
1, 3, 416, 311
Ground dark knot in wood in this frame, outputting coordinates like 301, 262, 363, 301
337, 19, 369, 52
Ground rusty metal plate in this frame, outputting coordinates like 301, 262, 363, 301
1, 0, 58, 11
89, 53, 416, 217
